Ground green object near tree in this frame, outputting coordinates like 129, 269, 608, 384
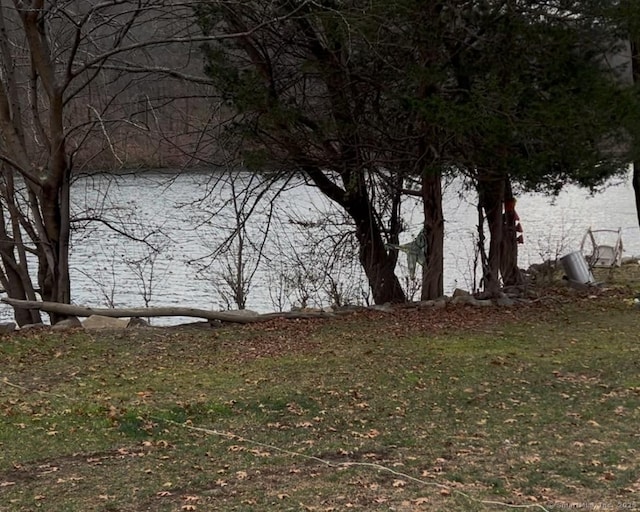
386, 230, 426, 281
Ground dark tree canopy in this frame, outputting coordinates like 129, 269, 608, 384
415, 1, 638, 191
196, 1, 439, 303
196, 0, 640, 301
422, 1, 640, 293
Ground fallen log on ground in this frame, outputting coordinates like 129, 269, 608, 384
1, 298, 336, 324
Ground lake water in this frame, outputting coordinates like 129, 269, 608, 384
2, 170, 638, 324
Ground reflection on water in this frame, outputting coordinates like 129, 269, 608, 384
1, 170, 638, 325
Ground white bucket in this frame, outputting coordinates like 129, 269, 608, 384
560, 251, 595, 284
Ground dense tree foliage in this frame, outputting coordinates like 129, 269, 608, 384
428, 1, 640, 293
612, 0, 640, 228
197, 1, 432, 303
197, 0, 640, 300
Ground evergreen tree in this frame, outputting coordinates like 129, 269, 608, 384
196, 1, 640, 301
426, 1, 640, 294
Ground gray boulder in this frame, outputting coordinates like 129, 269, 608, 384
127, 317, 150, 328
52, 316, 83, 330
83, 315, 129, 329
370, 303, 395, 313
0, 322, 16, 333
19, 323, 49, 331
451, 295, 493, 307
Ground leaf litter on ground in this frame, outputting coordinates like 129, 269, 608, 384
1, 267, 640, 510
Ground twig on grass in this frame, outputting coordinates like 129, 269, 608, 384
1, 374, 550, 511
1, 377, 28, 391
1, 376, 71, 400
158, 418, 551, 512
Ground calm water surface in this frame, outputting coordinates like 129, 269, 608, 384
2, 171, 638, 324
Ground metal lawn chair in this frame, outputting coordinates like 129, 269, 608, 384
580, 227, 623, 268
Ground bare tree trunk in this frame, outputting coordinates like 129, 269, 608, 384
631, 40, 640, 229
421, 168, 444, 299
477, 174, 504, 298
0, 168, 42, 325
633, 164, 640, 228
0, 217, 41, 325
500, 177, 524, 287
347, 196, 406, 305
306, 166, 406, 305
35, 175, 72, 323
